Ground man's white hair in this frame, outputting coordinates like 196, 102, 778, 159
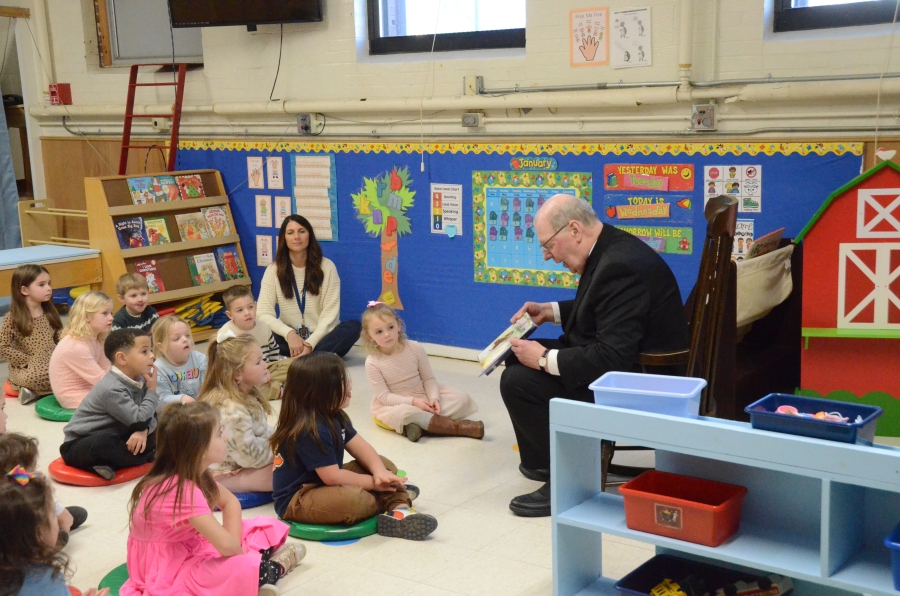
542, 194, 599, 230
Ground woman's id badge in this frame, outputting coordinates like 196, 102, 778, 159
298, 325, 310, 340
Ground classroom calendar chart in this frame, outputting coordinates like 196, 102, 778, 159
473, 170, 592, 288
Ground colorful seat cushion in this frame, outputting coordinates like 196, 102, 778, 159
48, 458, 151, 487
35, 395, 73, 422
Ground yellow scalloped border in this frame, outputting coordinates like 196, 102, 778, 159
179, 140, 863, 157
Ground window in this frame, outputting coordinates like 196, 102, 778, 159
367, 0, 525, 55
774, 0, 900, 33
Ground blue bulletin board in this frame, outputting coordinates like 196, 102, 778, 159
176, 141, 863, 349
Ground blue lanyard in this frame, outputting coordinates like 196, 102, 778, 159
290, 275, 307, 324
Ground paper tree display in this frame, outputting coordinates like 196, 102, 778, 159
351, 166, 415, 310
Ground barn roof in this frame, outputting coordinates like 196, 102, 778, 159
795, 159, 900, 243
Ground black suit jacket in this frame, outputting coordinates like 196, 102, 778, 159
556, 224, 689, 391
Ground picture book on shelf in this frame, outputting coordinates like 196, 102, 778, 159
745, 228, 785, 260
134, 259, 165, 294
127, 177, 155, 205
202, 206, 232, 237
143, 217, 171, 245
478, 313, 537, 377
176, 174, 206, 200
175, 212, 212, 241
156, 175, 181, 202
214, 244, 245, 280
114, 217, 148, 249
187, 253, 222, 286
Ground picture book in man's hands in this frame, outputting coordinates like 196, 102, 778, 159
478, 313, 537, 377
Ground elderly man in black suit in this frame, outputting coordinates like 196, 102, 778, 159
502, 194, 689, 517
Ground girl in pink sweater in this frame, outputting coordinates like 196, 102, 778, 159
48, 291, 113, 409
362, 303, 483, 442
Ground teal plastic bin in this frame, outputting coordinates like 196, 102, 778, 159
589, 372, 706, 418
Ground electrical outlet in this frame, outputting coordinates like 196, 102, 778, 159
297, 114, 312, 134
151, 117, 171, 132
691, 104, 716, 131
461, 112, 484, 128
297, 114, 324, 135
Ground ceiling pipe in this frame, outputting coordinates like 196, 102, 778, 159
692, 72, 900, 87
677, 0, 694, 101
477, 81, 682, 94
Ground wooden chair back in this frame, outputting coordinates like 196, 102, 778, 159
687, 194, 738, 414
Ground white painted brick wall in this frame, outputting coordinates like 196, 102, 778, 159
24, 0, 900, 132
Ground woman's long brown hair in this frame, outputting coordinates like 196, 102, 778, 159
0, 473, 68, 596
128, 402, 219, 526
269, 352, 349, 462
276, 214, 323, 297
9, 264, 62, 339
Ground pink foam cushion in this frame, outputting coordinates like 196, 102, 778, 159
48, 458, 151, 487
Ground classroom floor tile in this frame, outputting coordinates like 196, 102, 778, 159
1, 344, 662, 595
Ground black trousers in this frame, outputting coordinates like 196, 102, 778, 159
60, 429, 156, 472
274, 319, 362, 358
500, 339, 593, 471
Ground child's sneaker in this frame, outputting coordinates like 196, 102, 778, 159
92, 466, 115, 481
403, 423, 423, 442
404, 483, 420, 501
270, 542, 306, 577
258, 585, 280, 596
377, 507, 437, 540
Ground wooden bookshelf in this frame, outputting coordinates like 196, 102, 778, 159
85, 169, 250, 334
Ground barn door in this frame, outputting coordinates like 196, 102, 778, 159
838, 243, 900, 329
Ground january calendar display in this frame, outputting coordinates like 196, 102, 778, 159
473, 170, 593, 288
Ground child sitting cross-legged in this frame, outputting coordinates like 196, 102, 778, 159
48, 290, 114, 410
217, 285, 291, 401
60, 328, 159, 481
120, 402, 303, 596
0, 264, 63, 404
362, 302, 483, 442
271, 352, 437, 540
112, 273, 159, 333
200, 336, 274, 493
152, 315, 207, 412
0, 465, 109, 596
0, 433, 87, 547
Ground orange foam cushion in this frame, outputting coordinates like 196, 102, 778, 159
48, 458, 151, 487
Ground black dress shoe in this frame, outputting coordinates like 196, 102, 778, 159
509, 482, 551, 517
518, 464, 550, 482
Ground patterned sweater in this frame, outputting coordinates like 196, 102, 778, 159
0, 313, 58, 394
205, 391, 274, 472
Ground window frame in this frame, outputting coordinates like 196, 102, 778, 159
773, 0, 900, 33
365, 0, 525, 55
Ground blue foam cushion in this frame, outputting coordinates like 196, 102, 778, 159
235, 491, 274, 509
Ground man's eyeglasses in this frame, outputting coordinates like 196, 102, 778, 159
539, 222, 570, 252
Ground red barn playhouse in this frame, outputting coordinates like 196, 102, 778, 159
795, 160, 900, 436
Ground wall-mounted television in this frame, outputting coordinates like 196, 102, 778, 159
167, 0, 324, 28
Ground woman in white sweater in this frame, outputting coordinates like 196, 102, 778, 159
257, 214, 361, 358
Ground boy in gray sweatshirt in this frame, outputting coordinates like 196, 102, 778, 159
60, 328, 159, 480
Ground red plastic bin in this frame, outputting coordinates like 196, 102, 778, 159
618, 470, 748, 547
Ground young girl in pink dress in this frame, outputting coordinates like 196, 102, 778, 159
362, 302, 483, 442
121, 401, 305, 596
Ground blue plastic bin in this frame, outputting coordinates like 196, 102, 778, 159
588, 372, 706, 418
884, 522, 900, 590
745, 393, 882, 445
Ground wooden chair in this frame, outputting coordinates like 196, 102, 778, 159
600, 194, 739, 490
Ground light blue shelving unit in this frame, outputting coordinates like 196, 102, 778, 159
550, 399, 900, 596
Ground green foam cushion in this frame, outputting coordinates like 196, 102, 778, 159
285, 515, 378, 542
35, 395, 74, 422
98, 563, 129, 596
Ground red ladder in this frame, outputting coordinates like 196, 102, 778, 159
118, 63, 187, 175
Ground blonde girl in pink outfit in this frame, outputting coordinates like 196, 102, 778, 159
48, 291, 113, 409
121, 401, 304, 596
362, 302, 483, 442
